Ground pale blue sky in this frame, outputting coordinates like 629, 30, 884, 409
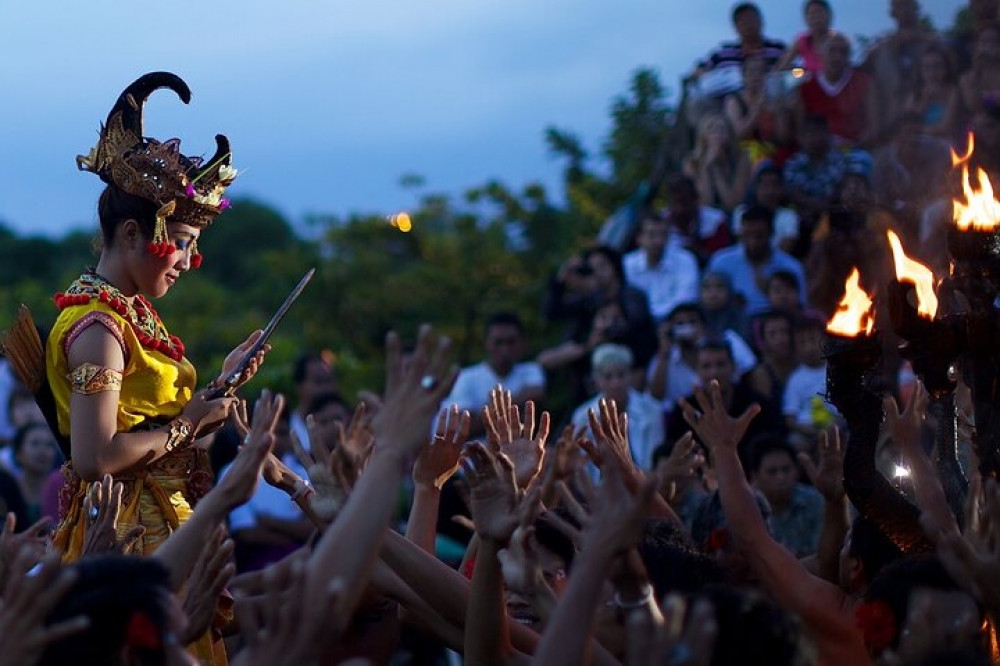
0, 1, 958, 237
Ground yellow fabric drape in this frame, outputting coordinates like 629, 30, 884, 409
47, 294, 227, 665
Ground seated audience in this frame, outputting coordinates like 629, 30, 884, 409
662, 174, 732, 266
784, 115, 852, 224
765, 270, 806, 314
749, 437, 824, 558
691, 2, 787, 90
775, 0, 837, 75
724, 56, 790, 165
707, 205, 807, 315
445, 312, 546, 436
622, 214, 700, 321
733, 162, 802, 253
863, 0, 937, 137
904, 42, 961, 138
796, 33, 875, 147
289, 352, 335, 451
683, 112, 752, 214
783, 313, 838, 453
699, 271, 749, 340
571, 344, 663, 471
746, 309, 799, 416
666, 340, 783, 462
649, 303, 756, 413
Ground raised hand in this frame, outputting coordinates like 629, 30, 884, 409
179, 525, 235, 646
931, 479, 1000, 613
290, 416, 352, 524
496, 486, 547, 595
587, 398, 635, 471
0, 551, 89, 666
214, 390, 283, 509
414, 405, 471, 490
231, 398, 311, 501
370, 325, 458, 458
679, 381, 760, 453
462, 442, 520, 542
80, 474, 145, 556
334, 403, 376, 485
233, 560, 341, 666
797, 427, 845, 504
582, 456, 658, 556
885, 381, 930, 458
218, 329, 271, 390
656, 432, 705, 499
0, 514, 49, 593
483, 386, 551, 489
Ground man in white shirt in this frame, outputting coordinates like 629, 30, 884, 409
445, 312, 546, 435
623, 215, 700, 321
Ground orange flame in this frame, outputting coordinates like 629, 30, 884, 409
952, 133, 1000, 231
886, 230, 938, 319
827, 268, 875, 337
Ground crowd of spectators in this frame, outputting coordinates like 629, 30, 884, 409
1, 2, 1000, 665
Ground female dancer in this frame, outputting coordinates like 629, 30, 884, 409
45, 72, 268, 663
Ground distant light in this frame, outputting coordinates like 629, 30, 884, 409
893, 464, 910, 479
389, 212, 412, 233
791, 67, 805, 79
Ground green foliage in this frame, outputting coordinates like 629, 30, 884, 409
0, 69, 676, 415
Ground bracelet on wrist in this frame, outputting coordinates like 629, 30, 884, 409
164, 416, 196, 453
614, 584, 654, 610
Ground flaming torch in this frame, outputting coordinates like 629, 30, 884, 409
823, 268, 930, 552
948, 133, 1000, 275
945, 133, 1000, 480
826, 268, 874, 337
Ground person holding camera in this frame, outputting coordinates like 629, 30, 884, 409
540, 246, 655, 401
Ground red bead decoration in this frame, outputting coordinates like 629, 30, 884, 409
190, 253, 203, 268
55, 275, 187, 363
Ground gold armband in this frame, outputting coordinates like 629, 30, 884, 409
68, 363, 123, 394
164, 416, 195, 452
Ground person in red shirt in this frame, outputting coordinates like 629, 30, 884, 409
797, 33, 877, 147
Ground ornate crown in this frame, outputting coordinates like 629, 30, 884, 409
77, 72, 237, 237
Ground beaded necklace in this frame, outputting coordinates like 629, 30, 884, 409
54, 269, 186, 362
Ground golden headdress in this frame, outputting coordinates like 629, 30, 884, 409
77, 72, 237, 258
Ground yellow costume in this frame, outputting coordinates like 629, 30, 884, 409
48, 271, 226, 665
37, 71, 240, 665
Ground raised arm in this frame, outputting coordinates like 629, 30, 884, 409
886, 382, 958, 535
304, 325, 458, 639
588, 399, 680, 524
531, 458, 656, 666
406, 405, 469, 554
463, 442, 524, 666
154, 391, 282, 589
681, 382, 867, 663
798, 427, 850, 585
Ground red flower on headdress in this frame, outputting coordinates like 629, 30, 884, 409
855, 600, 897, 652
125, 611, 161, 651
